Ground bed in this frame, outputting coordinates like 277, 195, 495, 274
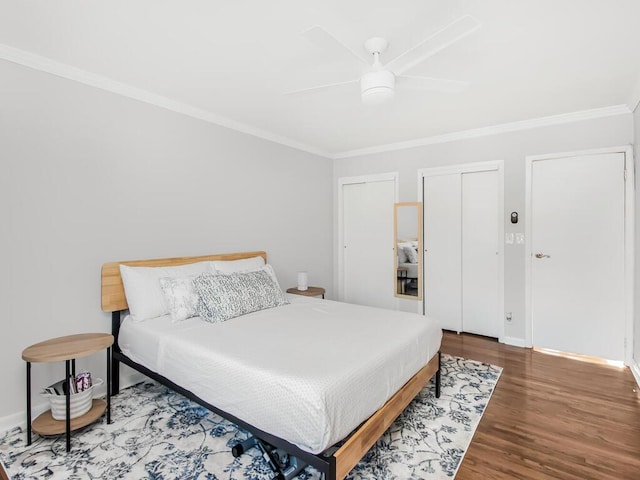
101, 251, 442, 480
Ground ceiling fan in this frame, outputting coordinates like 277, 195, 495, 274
287, 15, 481, 105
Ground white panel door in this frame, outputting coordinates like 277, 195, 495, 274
423, 174, 462, 331
531, 153, 625, 361
343, 183, 367, 305
342, 180, 396, 309
462, 170, 499, 337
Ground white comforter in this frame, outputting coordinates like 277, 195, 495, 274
119, 295, 442, 454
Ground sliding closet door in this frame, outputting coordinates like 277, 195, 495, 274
342, 179, 396, 309
423, 166, 501, 338
462, 170, 499, 337
423, 174, 462, 331
342, 183, 367, 304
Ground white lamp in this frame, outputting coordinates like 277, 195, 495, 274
297, 271, 308, 291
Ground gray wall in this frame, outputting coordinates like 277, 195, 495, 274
0, 60, 333, 423
333, 113, 634, 343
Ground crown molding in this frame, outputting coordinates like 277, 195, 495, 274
0, 43, 332, 159
334, 104, 632, 159
2, 43, 634, 161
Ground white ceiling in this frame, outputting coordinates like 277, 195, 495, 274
2, 0, 640, 157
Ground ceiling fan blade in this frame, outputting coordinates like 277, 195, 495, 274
397, 75, 469, 93
386, 15, 481, 76
284, 78, 359, 96
302, 26, 369, 65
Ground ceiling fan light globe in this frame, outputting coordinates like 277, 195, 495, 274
360, 70, 395, 105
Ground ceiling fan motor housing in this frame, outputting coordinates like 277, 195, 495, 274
360, 69, 395, 104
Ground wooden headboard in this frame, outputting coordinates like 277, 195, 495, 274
101, 251, 267, 312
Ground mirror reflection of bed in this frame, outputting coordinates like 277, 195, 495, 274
394, 202, 423, 300
397, 240, 419, 295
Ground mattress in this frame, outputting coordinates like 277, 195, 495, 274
119, 294, 442, 454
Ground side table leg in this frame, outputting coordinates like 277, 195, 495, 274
106, 346, 112, 424
65, 360, 71, 452
26, 362, 31, 445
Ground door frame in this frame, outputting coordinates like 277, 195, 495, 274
524, 146, 634, 365
337, 172, 399, 303
418, 160, 505, 342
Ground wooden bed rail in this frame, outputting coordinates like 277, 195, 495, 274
334, 353, 440, 479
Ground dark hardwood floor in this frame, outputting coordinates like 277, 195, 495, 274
442, 332, 640, 480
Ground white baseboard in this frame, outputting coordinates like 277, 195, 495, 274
0, 371, 146, 434
631, 359, 640, 389
501, 336, 526, 347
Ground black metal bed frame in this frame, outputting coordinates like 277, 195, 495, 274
110, 311, 441, 480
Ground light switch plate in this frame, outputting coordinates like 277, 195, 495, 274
505, 233, 514, 244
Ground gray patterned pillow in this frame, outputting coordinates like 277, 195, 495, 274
159, 276, 201, 322
193, 270, 289, 323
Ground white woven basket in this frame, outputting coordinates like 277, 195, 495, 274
41, 378, 103, 420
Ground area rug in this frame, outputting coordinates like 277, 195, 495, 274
0, 355, 501, 479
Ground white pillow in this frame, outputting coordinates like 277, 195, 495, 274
212, 256, 275, 286
397, 244, 409, 263
211, 255, 265, 273
120, 261, 213, 321
214, 260, 283, 292
403, 245, 419, 264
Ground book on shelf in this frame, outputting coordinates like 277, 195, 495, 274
43, 371, 92, 395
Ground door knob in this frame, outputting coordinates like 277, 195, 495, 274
535, 253, 550, 258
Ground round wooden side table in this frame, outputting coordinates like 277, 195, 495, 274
22, 333, 114, 452
286, 286, 325, 298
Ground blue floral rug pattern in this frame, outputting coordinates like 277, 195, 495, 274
0, 355, 500, 479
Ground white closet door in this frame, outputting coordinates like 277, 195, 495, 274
423, 174, 462, 331
462, 170, 499, 337
343, 183, 367, 305
342, 180, 396, 309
